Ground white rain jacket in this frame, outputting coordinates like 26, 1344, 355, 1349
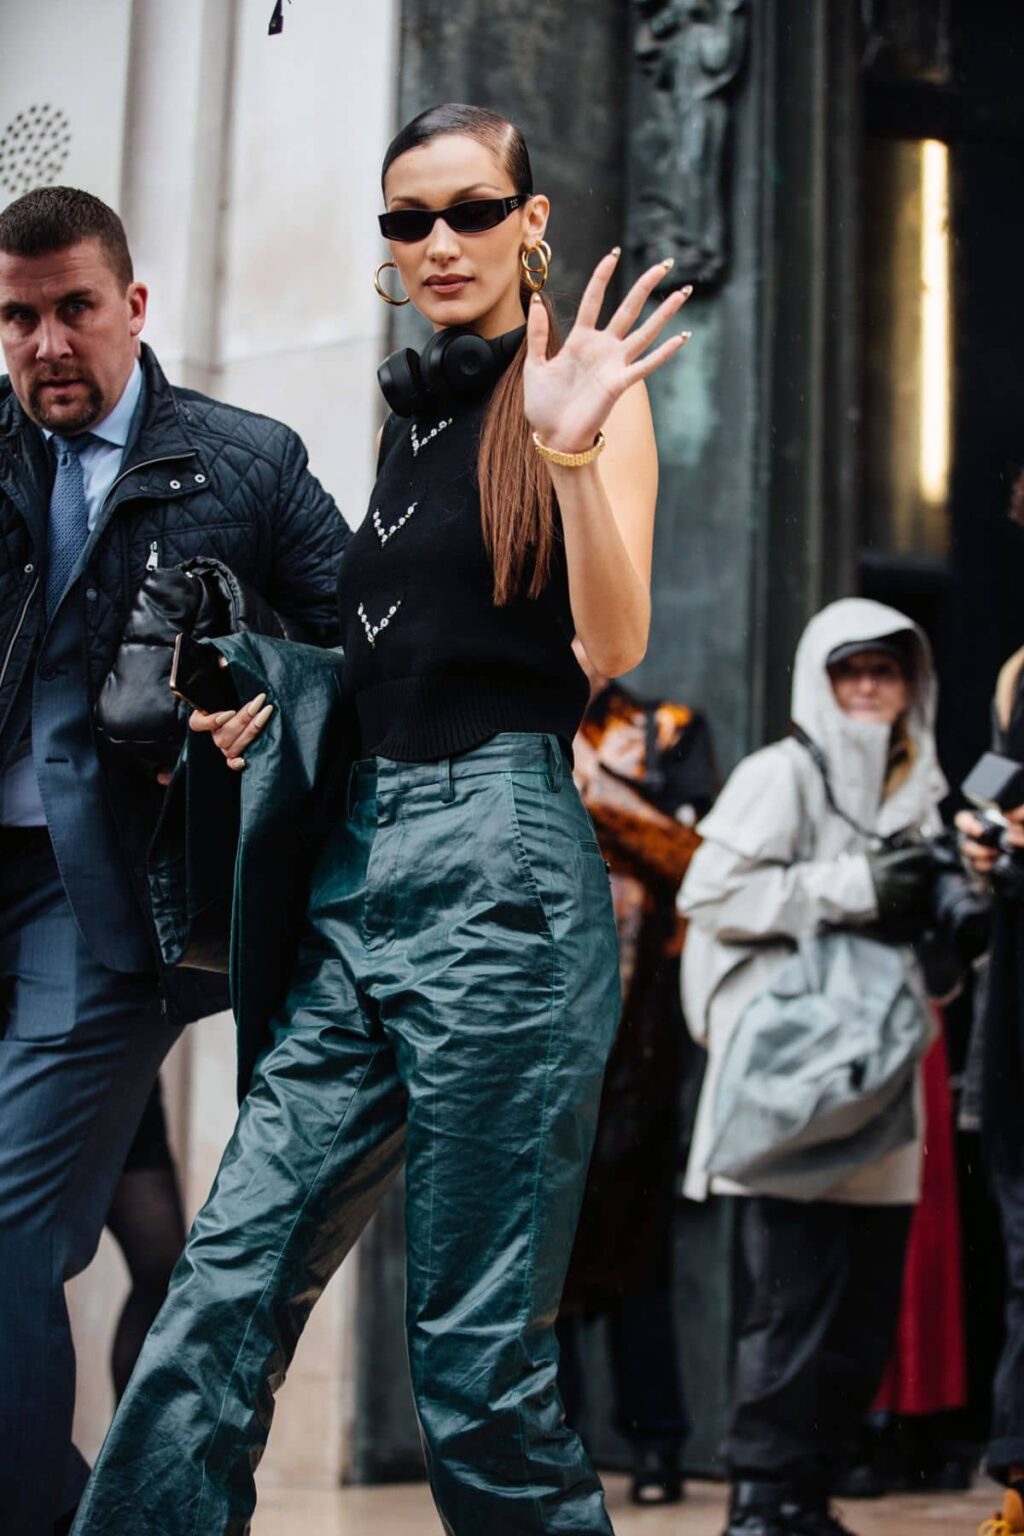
680, 598, 947, 1204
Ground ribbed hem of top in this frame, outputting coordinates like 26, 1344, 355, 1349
355, 675, 586, 762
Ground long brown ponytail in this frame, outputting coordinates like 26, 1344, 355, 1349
478, 289, 560, 604
382, 103, 560, 605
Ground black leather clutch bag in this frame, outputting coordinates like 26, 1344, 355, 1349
96, 557, 306, 774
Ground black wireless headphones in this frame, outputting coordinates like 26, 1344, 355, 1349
377, 325, 526, 418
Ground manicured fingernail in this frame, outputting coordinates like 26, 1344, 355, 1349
254, 704, 274, 725
214, 710, 234, 725
680, 331, 692, 342
610, 245, 622, 257
682, 284, 694, 298
663, 257, 674, 269
247, 692, 267, 714
531, 292, 542, 304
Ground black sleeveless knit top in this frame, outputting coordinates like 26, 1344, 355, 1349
336, 390, 588, 762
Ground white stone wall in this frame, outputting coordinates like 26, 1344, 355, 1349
2, 0, 399, 1491
0, 0, 133, 210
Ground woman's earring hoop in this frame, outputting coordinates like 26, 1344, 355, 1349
374, 260, 410, 306
521, 239, 552, 294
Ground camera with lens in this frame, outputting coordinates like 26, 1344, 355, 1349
927, 829, 992, 961
877, 827, 991, 967
961, 751, 1024, 901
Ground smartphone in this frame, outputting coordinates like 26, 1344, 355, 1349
169, 633, 239, 715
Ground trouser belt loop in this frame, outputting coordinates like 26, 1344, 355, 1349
545, 733, 563, 793
439, 756, 455, 804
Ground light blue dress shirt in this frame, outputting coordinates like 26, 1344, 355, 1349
0, 360, 144, 826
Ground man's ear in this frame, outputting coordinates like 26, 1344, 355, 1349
127, 281, 148, 338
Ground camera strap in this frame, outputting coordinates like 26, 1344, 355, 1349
791, 725, 889, 849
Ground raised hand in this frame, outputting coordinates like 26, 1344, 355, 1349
523, 250, 692, 456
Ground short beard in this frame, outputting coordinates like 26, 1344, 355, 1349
27, 377, 104, 434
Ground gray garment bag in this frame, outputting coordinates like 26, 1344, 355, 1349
705, 931, 928, 1200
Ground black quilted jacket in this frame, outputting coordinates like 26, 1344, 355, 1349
0, 344, 350, 1023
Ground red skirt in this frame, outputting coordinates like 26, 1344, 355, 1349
874, 1025, 967, 1415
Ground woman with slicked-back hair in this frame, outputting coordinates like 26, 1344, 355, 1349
73, 103, 691, 1535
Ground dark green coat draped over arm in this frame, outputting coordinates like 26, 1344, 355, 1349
148, 633, 354, 1098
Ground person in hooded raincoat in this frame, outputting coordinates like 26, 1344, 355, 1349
679, 598, 947, 1536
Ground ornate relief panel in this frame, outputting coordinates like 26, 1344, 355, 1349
627, 0, 748, 289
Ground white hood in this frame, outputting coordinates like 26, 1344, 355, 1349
790, 598, 946, 837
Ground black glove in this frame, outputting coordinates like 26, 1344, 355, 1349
866, 842, 938, 944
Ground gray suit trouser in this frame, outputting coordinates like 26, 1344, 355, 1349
0, 826, 180, 1536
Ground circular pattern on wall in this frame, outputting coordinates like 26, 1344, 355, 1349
0, 105, 72, 200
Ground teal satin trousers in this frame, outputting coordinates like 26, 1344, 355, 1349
73, 734, 620, 1535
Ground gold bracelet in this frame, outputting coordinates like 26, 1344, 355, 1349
532, 430, 606, 468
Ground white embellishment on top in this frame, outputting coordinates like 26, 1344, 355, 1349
410, 417, 452, 458
357, 599, 402, 648
372, 501, 419, 545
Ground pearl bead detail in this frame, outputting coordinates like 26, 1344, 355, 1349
410, 417, 452, 458
357, 599, 402, 647
373, 501, 419, 545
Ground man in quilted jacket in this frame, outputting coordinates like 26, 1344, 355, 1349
0, 186, 349, 1536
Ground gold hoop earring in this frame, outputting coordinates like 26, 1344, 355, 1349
374, 260, 410, 306
521, 239, 552, 294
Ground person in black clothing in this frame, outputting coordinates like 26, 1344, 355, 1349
0, 186, 348, 1536
957, 476, 1024, 1536
72, 103, 692, 1536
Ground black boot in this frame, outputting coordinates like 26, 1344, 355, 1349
723, 1480, 792, 1536
782, 1489, 859, 1536
630, 1444, 684, 1505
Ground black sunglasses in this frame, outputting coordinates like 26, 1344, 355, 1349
378, 194, 528, 243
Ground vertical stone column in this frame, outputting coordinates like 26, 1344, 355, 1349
120, 0, 240, 396
754, 0, 863, 738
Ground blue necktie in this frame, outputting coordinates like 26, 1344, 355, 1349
46, 433, 94, 617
